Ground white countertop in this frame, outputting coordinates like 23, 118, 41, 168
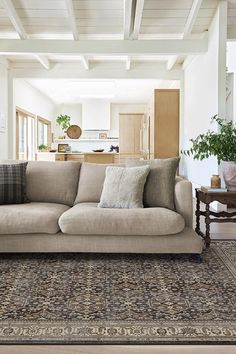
37, 152, 118, 155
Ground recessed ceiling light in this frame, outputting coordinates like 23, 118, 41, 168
79, 94, 115, 99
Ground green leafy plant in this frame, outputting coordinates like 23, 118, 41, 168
56, 114, 71, 131
182, 115, 236, 164
38, 144, 48, 152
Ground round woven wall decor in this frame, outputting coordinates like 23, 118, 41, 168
67, 125, 82, 139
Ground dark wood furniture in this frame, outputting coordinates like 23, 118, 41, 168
195, 188, 236, 248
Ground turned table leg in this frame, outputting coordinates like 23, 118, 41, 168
195, 191, 200, 234
205, 203, 211, 248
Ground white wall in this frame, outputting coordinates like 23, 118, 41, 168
54, 104, 82, 137
10, 79, 56, 158
0, 59, 8, 160
110, 103, 147, 137
14, 79, 55, 121
182, 3, 226, 187
227, 42, 236, 122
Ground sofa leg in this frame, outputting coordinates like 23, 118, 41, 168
194, 254, 203, 263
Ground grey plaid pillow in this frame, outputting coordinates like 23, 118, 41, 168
0, 162, 28, 204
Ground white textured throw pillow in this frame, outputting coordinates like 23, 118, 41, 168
98, 165, 150, 209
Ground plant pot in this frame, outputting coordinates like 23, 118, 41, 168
222, 161, 236, 191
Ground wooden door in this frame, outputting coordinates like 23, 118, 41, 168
119, 113, 143, 161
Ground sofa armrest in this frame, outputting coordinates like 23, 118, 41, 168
174, 176, 193, 228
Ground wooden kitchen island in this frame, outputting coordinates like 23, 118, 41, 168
55, 152, 119, 164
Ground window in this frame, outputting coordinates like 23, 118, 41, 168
37, 116, 52, 148
16, 108, 36, 161
16, 109, 52, 160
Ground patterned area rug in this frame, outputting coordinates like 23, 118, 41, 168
0, 241, 236, 344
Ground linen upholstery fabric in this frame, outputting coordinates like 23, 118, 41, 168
126, 157, 180, 210
0, 162, 28, 204
59, 202, 185, 236
175, 176, 193, 227
98, 166, 150, 209
0, 202, 69, 234
26, 161, 81, 206
0, 228, 202, 253
74, 163, 123, 204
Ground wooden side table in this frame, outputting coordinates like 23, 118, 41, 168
195, 189, 236, 248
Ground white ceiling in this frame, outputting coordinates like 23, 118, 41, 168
23, 78, 180, 104
0, 0, 234, 71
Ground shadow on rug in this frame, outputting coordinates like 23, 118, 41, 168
0, 241, 236, 344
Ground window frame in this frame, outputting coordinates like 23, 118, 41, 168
37, 116, 52, 149
16, 107, 36, 160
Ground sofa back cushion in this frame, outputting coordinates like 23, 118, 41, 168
26, 161, 81, 206
74, 163, 123, 204
126, 157, 180, 210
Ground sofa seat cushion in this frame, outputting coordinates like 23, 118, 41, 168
59, 203, 185, 236
0, 203, 70, 235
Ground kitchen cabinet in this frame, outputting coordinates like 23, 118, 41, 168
148, 89, 179, 159
119, 113, 145, 163
55, 152, 117, 164
84, 153, 115, 164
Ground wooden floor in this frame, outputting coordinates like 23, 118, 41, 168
1, 209, 235, 354
0, 345, 235, 354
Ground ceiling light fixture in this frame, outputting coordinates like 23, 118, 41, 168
79, 94, 115, 99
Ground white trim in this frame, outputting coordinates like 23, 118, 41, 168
183, 0, 203, 39
166, 56, 178, 71
34, 55, 50, 70
124, 0, 133, 39
133, 0, 145, 39
126, 56, 131, 70
0, 39, 208, 56
65, 0, 79, 41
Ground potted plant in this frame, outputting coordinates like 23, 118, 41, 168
38, 144, 49, 152
182, 115, 236, 191
56, 114, 71, 136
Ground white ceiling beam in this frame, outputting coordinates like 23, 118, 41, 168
183, 0, 203, 39
166, 55, 178, 71
65, 0, 79, 40
1, 0, 27, 39
124, 0, 133, 39
81, 56, 89, 70
126, 56, 131, 70
1, 0, 51, 69
10, 64, 182, 80
0, 39, 208, 56
172, 0, 203, 71
133, 0, 144, 39
34, 55, 50, 70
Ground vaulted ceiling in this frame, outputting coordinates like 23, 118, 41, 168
0, 0, 234, 72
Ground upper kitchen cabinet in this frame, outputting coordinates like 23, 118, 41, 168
82, 100, 110, 130
149, 89, 179, 159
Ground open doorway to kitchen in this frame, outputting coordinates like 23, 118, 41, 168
13, 78, 180, 163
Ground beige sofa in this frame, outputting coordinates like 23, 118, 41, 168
0, 161, 203, 254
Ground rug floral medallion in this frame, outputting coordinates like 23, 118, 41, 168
0, 241, 236, 344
